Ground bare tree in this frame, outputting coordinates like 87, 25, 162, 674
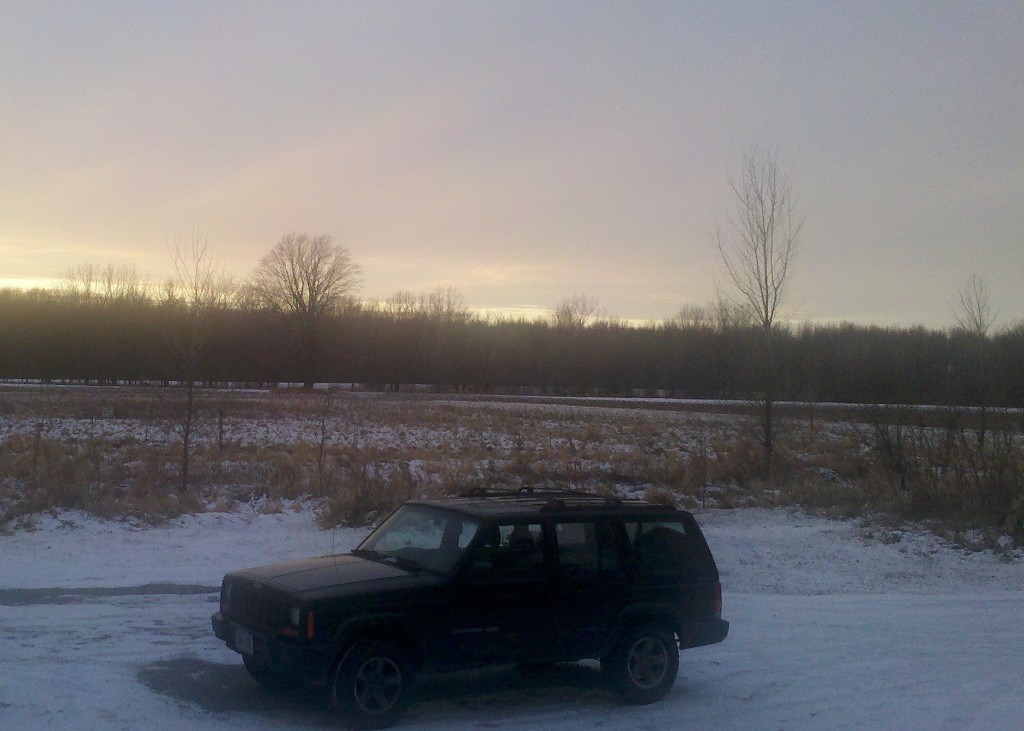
710, 298, 755, 333
673, 299, 755, 332
56, 263, 99, 302
955, 275, 996, 337
251, 233, 361, 388
673, 303, 711, 330
712, 146, 803, 478
56, 263, 148, 303
379, 290, 420, 319
954, 274, 997, 447
419, 285, 468, 391
315, 389, 336, 496
99, 263, 147, 302
165, 231, 233, 493
426, 284, 468, 324
552, 294, 602, 329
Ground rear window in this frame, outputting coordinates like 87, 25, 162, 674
625, 520, 697, 578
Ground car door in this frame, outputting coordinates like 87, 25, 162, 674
550, 519, 629, 658
444, 521, 555, 665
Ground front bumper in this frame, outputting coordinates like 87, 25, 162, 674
212, 611, 335, 685
680, 618, 730, 649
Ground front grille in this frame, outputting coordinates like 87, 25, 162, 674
229, 582, 290, 633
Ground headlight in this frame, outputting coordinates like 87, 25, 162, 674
282, 606, 314, 640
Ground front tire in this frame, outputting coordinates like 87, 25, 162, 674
603, 623, 679, 705
331, 639, 412, 729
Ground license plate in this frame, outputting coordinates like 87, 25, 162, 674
235, 627, 254, 655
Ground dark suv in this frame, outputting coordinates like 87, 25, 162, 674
212, 490, 728, 728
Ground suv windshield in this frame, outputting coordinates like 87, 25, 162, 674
356, 504, 481, 575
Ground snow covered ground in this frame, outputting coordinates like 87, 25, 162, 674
1, 505, 1022, 730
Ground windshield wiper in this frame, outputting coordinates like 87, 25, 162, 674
352, 549, 426, 573
381, 554, 427, 573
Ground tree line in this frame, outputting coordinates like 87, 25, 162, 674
3, 150, 1019, 420
1, 284, 1022, 408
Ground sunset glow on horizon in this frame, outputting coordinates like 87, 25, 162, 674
2, 2, 1021, 329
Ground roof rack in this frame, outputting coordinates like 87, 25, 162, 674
458, 486, 625, 510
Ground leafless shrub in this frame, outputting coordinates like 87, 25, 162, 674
1, 386, 1021, 546
318, 453, 424, 528
857, 405, 1024, 539
705, 432, 764, 487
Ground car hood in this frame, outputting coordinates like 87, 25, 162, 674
232, 554, 435, 599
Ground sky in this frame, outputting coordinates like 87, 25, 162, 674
1, 1, 1021, 328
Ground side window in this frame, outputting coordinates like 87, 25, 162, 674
627, 520, 692, 578
467, 523, 545, 584
555, 521, 622, 580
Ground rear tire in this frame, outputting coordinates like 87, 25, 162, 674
603, 622, 679, 705
331, 638, 412, 729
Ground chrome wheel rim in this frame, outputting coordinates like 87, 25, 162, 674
627, 637, 668, 690
353, 656, 402, 714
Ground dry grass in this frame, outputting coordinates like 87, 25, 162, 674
0, 385, 1021, 547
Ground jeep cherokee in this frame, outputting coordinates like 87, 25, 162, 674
212, 490, 728, 728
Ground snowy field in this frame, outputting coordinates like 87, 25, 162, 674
2, 505, 1022, 730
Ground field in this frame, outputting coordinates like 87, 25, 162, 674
2, 385, 1022, 549
1, 385, 1023, 729
2, 385, 815, 526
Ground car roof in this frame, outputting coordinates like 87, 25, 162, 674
407, 489, 689, 522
